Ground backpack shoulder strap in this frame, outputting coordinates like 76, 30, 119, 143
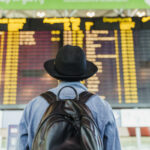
79, 91, 94, 103
40, 91, 56, 105
39, 91, 56, 124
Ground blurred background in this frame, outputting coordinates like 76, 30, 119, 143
0, 0, 150, 150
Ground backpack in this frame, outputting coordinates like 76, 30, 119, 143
32, 86, 103, 150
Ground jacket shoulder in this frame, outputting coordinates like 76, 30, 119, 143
86, 94, 114, 123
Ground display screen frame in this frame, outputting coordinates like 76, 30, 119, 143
0, 17, 150, 109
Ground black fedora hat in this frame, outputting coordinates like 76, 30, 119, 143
44, 45, 98, 81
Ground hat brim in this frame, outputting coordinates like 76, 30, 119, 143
44, 59, 98, 81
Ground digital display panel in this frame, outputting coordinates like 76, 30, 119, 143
0, 17, 150, 108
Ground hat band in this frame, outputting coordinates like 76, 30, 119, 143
54, 65, 85, 77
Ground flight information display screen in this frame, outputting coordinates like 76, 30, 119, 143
0, 17, 150, 108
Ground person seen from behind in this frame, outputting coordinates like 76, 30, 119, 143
16, 45, 121, 150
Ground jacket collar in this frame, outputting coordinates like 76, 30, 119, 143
57, 81, 88, 91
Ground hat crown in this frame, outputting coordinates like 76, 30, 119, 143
55, 45, 87, 76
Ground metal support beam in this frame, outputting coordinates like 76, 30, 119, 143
136, 127, 141, 150
130, 9, 138, 17
64, 10, 69, 17
69, 10, 77, 17
114, 9, 124, 17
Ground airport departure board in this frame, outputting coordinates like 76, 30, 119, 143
0, 17, 150, 108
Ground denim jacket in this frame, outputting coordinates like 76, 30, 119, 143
16, 81, 121, 150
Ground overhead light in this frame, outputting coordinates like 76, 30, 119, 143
37, 12, 45, 18
86, 11, 95, 17
136, 11, 146, 17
